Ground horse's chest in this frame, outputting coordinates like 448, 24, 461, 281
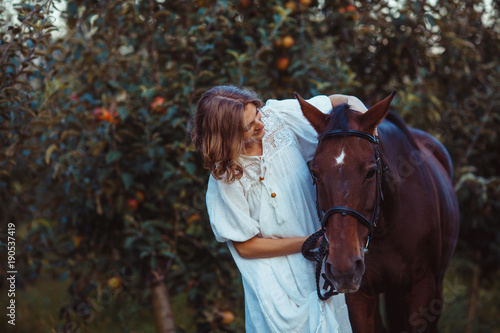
363, 244, 436, 295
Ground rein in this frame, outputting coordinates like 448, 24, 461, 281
301, 129, 385, 301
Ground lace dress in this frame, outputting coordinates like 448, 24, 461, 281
206, 96, 353, 333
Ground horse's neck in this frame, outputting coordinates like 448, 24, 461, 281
378, 122, 424, 223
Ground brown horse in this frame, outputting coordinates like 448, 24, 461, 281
296, 92, 460, 333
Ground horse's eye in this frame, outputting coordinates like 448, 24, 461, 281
365, 168, 377, 181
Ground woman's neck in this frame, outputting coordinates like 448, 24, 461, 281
242, 140, 263, 156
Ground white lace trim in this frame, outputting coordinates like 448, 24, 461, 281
239, 107, 293, 190
261, 107, 293, 159
236, 108, 294, 223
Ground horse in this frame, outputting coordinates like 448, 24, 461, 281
296, 91, 460, 333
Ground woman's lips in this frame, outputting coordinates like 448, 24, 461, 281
254, 128, 263, 135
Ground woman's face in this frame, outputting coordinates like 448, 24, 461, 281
242, 103, 265, 144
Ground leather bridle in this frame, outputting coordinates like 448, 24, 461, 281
302, 129, 385, 300
316, 129, 384, 243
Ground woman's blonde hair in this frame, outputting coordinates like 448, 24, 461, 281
191, 85, 263, 183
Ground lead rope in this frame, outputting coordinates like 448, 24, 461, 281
301, 228, 338, 300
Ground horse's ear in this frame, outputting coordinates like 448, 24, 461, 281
360, 90, 397, 134
294, 92, 329, 133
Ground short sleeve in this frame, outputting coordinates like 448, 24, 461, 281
263, 95, 332, 162
206, 175, 260, 243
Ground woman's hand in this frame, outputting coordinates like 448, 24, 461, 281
315, 230, 325, 248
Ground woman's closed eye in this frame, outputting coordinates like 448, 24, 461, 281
244, 108, 262, 132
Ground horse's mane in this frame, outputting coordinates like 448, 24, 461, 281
324, 103, 352, 134
323, 103, 419, 150
384, 111, 420, 150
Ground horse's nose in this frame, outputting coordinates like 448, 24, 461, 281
325, 257, 365, 292
326, 257, 365, 278
353, 256, 365, 277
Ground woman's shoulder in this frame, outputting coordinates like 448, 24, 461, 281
261, 95, 331, 137
208, 173, 243, 190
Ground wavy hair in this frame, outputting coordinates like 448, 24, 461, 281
191, 85, 264, 183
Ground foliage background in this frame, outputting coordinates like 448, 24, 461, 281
0, 0, 499, 332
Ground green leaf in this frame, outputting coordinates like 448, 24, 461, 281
165, 106, 177, 120
123, 236, 137, 249
45, 144, 58, 164
159, 250, 177, 259
108, 81, 121, 89
143, 202, 159, 212
185, 162, 195, 176
117, 106, 129, 120
121, 172, 133, 190
226, 50, 240, 60
150, 256, 157, 269
142, 220, 169, 230
105, 151, 121, 163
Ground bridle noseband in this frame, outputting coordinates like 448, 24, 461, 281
302, 129, 385, 300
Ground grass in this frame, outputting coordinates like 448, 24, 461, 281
0, 270, 198, 333
1, 257, 499, 333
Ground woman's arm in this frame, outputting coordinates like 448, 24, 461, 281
328, 94, 368, 112
329, 94, 378, 135
233, 236, 308, 259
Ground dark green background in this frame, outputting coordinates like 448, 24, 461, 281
1, 0, 499, 332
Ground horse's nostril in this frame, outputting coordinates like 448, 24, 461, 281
325, 261, 337, 279
354, 257, 365, 277
325, 262, 332, 274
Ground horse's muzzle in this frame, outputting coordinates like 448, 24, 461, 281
325, 257, 365, 293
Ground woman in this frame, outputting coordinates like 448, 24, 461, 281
192, 85, 368, 332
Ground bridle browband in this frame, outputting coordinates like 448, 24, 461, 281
302, 129, 385, 300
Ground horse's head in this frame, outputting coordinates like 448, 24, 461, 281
295, 92, 396, 293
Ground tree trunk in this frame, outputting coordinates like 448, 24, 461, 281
465, 253, 481, 333
151, 281, 176, 333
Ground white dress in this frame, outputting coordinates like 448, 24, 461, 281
206, 96, 353, 333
